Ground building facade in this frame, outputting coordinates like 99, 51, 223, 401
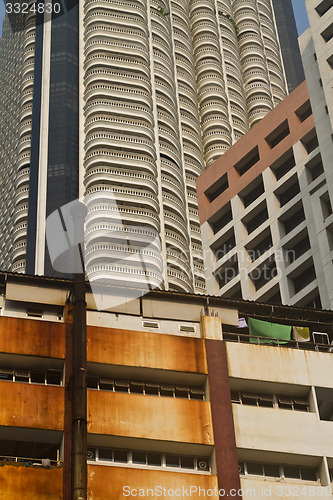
271, 0, 305, 92
196, 0, 333, 309
197, 81, 333, 309
0, 0, 303, 293
0, 272, 332, 499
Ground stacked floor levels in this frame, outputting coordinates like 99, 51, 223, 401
0, 272, 332, 498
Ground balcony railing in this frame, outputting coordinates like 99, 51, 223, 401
223, 332, 333, 352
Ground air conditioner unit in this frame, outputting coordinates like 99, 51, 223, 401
179, 324, 196, 333
142, 320, 159, 329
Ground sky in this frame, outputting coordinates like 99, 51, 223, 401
0, 1, 310, 38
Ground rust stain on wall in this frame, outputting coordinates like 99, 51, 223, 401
0, 317, 65, 358
88, 391, 213, 445
88, 464, 218, 500
0, 465, 63, 499
0, 383, 64, 430
87, 326, 207, 374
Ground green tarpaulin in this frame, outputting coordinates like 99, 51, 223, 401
248, 317, 292, 344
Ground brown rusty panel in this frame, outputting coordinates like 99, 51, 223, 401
87, 326, 207, 374
0, 383, 64, 430
88, 391, 213, 445
0, 316, 65, 359
205, 340, 241, 499
88, 464, 218, 500
0, 465, 63, 499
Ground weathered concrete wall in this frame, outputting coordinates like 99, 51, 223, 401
0, 383, 64, 430
88, 465, 218, 500
87, 326, 207, 373
0, 465, 63, 499
0, 316, 65, 359
88, 391, 213, 445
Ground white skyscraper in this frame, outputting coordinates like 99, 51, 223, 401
0, 0, 302, 293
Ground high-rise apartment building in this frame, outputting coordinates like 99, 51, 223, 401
196, 0, 333, 310
0, 0, 302, 293
0, 272, 332, 499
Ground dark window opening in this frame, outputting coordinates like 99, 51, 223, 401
320, 192, 332, 219
321, 22, 333, 42
212, 230, 236, 260
241, 178, 264, 208
250, 259, 277, 291
295, 100, 312, 122
245, 206, 269, 234
211, 203, 233, 234
316, 0, 333, 17
205, 173, 229, 202
246, 232, 272, 262
275, 179, 300, 207
271, 149, 295, 181
301, 130, 319, 154
284, 235, 311, 264
265, 120, 290, 149
306, 154, 324, 182
293, 264, 316, 294
281, 205, 305, 235
234, 146, 260, 176
214, 257, 239, 288
315, 387, 333, 421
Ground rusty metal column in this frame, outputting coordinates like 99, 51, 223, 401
71, 203, 88, 500
202, 316, 242, 500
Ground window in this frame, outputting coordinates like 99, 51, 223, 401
87, 448, 210, 473
205, 173, 229, 202
316, 0, 333, 17
243, 203, 268, 234
280, 203, 305, 235
0, 367, 63, 386
271, 149, 295, 181
231, 391, 309, 412
306, 154, 324, 182
86, 375, 205, 400
320, 192, 332, 219
211, 202, 233, 234
234, 146, 260, 176
265, 120, 290, 149
301, 130, 319, 154
275, 176, 300, 207
239, 461, 318, 482
214, 255, 239, 288
211, 229, 236, 260
295, 100, 312, 123
284, 233, 311, 264
246, 231, 272, 262
292, 264, 316, 294
240, 177, 264, 208
321, 22, 333, 42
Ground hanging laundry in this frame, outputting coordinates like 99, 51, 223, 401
248, 317, 291, 344
238, 317, 248, 328
292, 326, 310, 342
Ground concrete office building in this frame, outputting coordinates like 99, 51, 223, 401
0, 271, 332, 499
197, 81, 333, 309
0, 0, 304, 294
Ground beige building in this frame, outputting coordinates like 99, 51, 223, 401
0, 271, 332, 499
